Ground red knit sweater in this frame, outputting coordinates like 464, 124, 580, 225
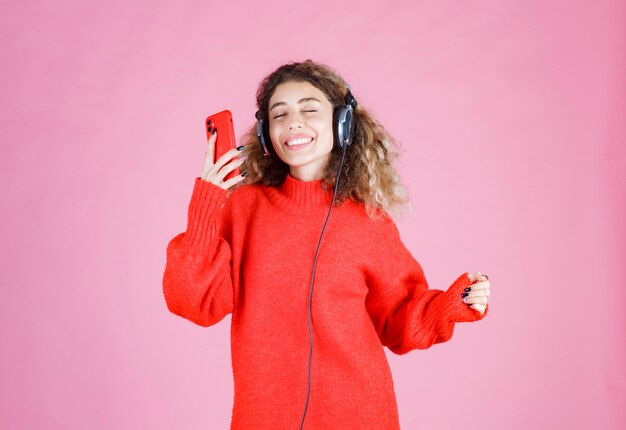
163, 174, 488, 429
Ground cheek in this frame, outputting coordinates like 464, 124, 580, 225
309, 116, 332, 137
268, 123, 281, 145
318, 120, 335, 146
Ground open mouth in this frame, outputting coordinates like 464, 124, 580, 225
284, 136, 314, 150
285, 136, 314, 146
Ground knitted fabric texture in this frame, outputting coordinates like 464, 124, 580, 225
162, 174, 488, 429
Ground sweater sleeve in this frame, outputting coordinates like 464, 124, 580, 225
364, 218, 489, 355
162, 177, 234, 327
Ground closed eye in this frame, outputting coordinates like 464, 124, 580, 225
273, 110, 317, 119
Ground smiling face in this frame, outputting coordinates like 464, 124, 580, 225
268, 80, 335, 181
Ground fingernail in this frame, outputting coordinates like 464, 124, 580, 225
242, 172, 248, 177
464, 287, 471, 292
236, 145, 244, 151
212, 128, 217, 135
461, 292, 469, 298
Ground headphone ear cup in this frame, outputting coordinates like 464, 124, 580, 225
263, 122, 275, 159
256, 118, 267, 156
334, 105, 355, 149
344, 107, 355, 147
256, 115, 275, 159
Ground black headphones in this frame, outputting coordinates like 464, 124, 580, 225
255, 85, 358, 158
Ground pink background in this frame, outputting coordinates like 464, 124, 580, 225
2, 0, 624, 428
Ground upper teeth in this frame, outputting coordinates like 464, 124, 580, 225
287, 137, 313, 146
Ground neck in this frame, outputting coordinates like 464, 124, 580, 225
289, 169, 322, 182
288, 158, 328, 182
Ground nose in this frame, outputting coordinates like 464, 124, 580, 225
287, 112, 305, 129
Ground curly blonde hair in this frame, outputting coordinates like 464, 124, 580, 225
238, 59, 410, 218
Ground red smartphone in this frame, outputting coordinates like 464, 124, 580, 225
205, 109, 239, 181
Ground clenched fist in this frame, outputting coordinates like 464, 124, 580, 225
463, 272, 491, 315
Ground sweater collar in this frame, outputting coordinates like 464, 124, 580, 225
269, 174, 334, 211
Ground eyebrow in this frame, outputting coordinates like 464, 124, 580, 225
269, 97, 322, 112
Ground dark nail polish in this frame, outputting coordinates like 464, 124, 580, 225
212, 127, 217, 135
242, 171, 248, 177
464, 287, 471, 292
236, 145, 244, 151
461, 292, 469, 298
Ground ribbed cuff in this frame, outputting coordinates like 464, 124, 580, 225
181, 177, 228, 248
432, 272, 489, 323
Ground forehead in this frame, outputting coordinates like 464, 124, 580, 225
269, 81, 330, 105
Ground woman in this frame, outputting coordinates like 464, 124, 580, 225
163, 59, 491, 429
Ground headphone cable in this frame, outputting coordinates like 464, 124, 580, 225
299, 144, 348, 429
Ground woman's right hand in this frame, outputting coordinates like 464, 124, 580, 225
200, 128, 247, 190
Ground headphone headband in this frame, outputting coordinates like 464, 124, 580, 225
343, 86, 358, 110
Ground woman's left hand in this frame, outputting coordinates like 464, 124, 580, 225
463, 272, 491, 315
